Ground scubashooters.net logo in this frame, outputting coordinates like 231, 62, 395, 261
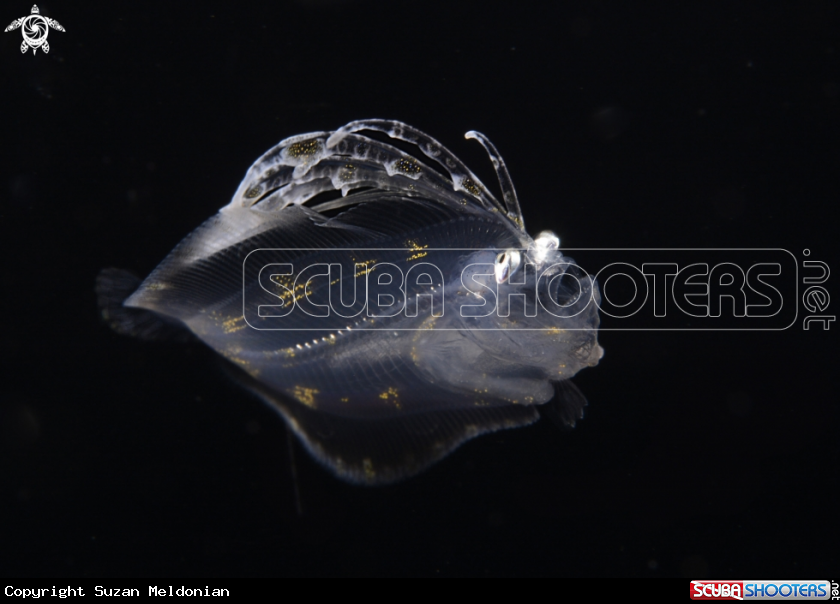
4, 5, 65, 55
242, 248, 828, 331
690, 580, 835, 600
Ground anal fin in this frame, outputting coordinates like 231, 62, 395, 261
227, 365, 540, 485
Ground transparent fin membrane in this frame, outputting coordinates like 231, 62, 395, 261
225, 119, 527, 234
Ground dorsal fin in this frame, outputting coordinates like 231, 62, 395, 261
223, 120, 527, 235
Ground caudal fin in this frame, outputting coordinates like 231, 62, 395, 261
95, 268, 191, 342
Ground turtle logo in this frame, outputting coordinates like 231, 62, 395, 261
5, 5, 65, 55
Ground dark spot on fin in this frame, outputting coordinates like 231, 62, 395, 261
224, 364, 540, 486
540, 380, 588, 430
95, 268, 192, 342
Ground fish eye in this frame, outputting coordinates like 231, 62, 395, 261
531, 230, 560, 263
494, 249, 522, 283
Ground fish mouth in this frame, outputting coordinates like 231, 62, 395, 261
589, 344, 605, 366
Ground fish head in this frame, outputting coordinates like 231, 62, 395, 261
453, 232, 604, 381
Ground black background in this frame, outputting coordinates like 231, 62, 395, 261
1, 0, 837, 578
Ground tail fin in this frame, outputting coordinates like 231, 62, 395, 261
95, 268, 192, 342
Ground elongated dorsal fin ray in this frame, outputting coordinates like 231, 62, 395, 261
326, 119, 508, 214
224, 120, 526, 238
465, 130, 525, 230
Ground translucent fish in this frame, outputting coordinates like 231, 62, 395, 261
98, 119, 603, 485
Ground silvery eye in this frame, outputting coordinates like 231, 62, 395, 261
531, 230, 560, 263
495, 249, 522, 283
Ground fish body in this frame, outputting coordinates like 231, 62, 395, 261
99, 120, 603, 484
